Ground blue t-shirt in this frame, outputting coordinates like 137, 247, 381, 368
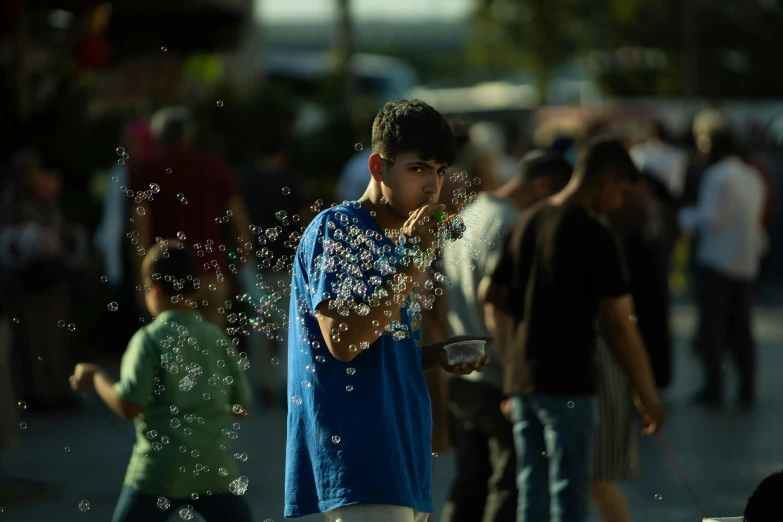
284, 202, 433, 518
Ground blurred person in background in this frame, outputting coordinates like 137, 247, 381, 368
130, 107, 252, 329
0, 148, 88, 411
586, 165, 676, 522
485, 137, 665, 522
469, 122, 521, 185
69, 241, 253, 522
337, 147, 373, 203
439, 151, 571, 522
680, 124, 767, 408
439, 124, 501, 216
237, 135, 308, 406
95, 119, 157, 351
629, 121, 688, 204
336, 114, 376, 203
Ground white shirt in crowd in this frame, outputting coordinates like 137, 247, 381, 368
679, 155, 766, 280
629, 140, 689, 199
442, 192, 519, 388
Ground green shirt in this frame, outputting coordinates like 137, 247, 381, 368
113, 310, 253, 498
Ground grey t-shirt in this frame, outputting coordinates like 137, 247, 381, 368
442, 192, 519, 388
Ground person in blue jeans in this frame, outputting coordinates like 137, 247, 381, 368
485, 137, 666, 522
284, 99, 492, 521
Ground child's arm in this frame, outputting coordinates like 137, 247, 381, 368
70, 363, 146, 419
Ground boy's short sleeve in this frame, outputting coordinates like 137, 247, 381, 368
113, 329, 159, 407
304, 208, 381, 314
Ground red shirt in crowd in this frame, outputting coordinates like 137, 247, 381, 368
129, 146, 240, 273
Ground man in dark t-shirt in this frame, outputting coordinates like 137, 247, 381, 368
486, 137, 665, 522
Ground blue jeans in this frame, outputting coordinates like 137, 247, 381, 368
111, 486, 252, 522
510, 395, 597, 522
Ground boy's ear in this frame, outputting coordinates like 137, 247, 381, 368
146, 278, 161, 297
368, 153, 385, 182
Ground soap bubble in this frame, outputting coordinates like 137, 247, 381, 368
282, 187, 290, 195
229, 476, 249, 496
78, 500, 90, 512
107, 302, 119, 312
157, 497, 170, 510
177, 231, 187, 241
354, 143, 364, 151
216, 100, 224, 107
331, 435, 341, 444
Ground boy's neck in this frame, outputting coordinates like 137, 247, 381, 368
152, 302, 195, 317
358, 184, 406, 232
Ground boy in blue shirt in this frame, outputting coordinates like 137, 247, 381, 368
285, 99, 493, 521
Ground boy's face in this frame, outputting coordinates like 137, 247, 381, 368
370, 152, 448, 219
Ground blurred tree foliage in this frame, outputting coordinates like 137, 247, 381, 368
469, 0, 783, 99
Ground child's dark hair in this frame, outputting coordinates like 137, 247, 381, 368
573, 135, 639, 185
142, 240, 200, 297
371, 99, 457, 166
744, 470, 783, 521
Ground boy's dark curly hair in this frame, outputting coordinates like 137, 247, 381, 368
371, 99, 456, 166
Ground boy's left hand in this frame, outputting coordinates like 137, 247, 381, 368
69, 363, 102, 390
438, 335, 493, 376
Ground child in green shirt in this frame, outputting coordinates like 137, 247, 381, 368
70, 240, 253, 522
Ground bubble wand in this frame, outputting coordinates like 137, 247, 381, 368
431, 210, 466, 242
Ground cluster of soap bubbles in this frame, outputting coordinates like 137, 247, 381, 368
109, 142, 487, 407
294, 202, 457, 349
229, 476, 249, 495
57, 320, 77, 331
116, 146, 130, 166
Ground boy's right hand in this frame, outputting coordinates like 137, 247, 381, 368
401, 203, 446, 258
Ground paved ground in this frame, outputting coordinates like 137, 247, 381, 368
3, 304, 783, 522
